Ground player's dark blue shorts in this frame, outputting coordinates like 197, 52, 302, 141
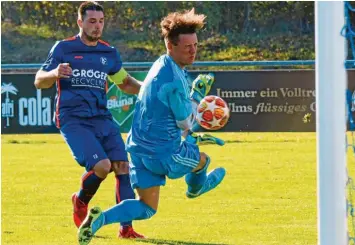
60, 116, 128, 171
129, 141, 200, 189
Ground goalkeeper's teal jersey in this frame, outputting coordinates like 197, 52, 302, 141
126, 54, 192, 158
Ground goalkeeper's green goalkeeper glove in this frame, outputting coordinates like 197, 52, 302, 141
186, 132, 225, 146
190, 73, 215, 103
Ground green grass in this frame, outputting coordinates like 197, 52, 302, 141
2, 133, 321, 245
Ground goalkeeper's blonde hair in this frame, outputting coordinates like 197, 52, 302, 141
160, 8, 206, 45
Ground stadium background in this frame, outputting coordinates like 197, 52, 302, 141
4, 1, 354, 134
2, 2, 317, 64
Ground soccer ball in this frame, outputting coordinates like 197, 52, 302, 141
195, 95, 230, 130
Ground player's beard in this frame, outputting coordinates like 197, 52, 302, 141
84, 30, 101, 42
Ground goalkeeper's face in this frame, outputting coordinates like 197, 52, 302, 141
170, 33, 198, 67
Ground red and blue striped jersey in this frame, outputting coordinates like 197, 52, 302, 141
40, 35, 122, 128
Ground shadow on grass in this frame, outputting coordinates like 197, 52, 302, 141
93, 235, 228, 244
222, 139, 306, 144
197, 139, 304, 145
93, 235, 111, 239
135, 238, 229, 245
6, 139, 47, 144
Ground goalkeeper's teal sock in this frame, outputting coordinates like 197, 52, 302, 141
115, 174, 135, 228
185, 156, 210, 193
92, 200, 156, 234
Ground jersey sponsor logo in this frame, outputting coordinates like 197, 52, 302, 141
74, 56, 83, 59
71, 69, 108, 89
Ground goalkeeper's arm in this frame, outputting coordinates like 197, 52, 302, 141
190, 73, 215, 104
173, 109, 224, 146
162, 82, 224, 146
176, 117, 224, 146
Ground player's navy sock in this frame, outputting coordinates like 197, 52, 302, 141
185, 156, 210, 193
92, 200, 156, 234
115, 174, 135, 227
77, 170, 104, 204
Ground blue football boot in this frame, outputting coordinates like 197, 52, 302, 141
186, 167, 226, 199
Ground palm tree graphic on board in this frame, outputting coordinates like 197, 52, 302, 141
1, 82, 18, 126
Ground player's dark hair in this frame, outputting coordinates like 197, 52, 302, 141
161, 8, 206, 45
78, 1, 104, 20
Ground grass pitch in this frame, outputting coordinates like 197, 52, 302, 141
2, 133, 322, 245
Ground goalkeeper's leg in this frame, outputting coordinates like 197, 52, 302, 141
185, 152, 226, 198
78, 154, 161, 245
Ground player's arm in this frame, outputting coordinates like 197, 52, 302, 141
167, 88, 194, 130
34, 63, 72, 89
159, 83, 224, 146
118, 74, 142, 95
109, 49, 142, 94
34, 41, 71, 89
108, 68, 142, 95
178, 119, 224, 146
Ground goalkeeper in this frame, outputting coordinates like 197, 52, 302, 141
78, 8, 225, 244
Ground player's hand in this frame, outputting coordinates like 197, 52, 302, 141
190, 73, 215, 103
53, 63, 72, 79
186, 132, 225, 146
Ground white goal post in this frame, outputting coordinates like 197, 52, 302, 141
316, 1, 347, 245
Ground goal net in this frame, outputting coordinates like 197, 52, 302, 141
345, 1, 355, 244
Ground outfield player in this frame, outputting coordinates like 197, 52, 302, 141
34, 1, 144, 239
78, 8, 226, 245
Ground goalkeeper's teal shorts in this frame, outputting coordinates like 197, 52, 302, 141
129, 141, 200, 189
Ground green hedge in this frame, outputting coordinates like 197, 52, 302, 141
1, 1, 317, 65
